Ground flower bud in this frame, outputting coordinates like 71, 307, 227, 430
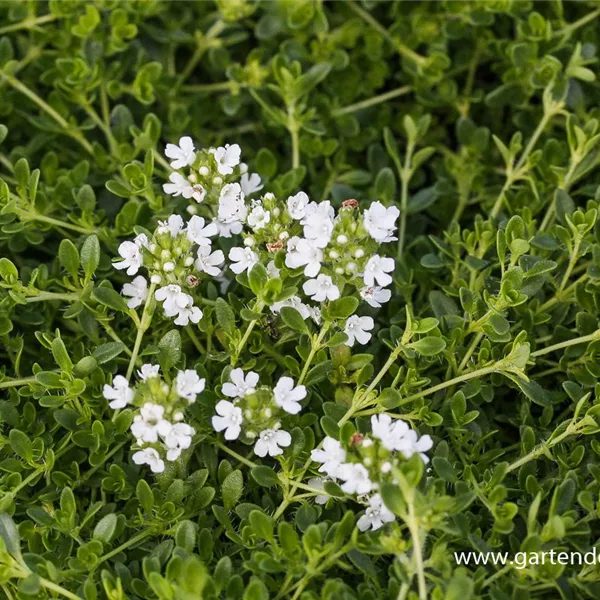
337, 234, 348, 244
150, 274, 162, 284
199, 166, 209, 176
163, 262, 175, 272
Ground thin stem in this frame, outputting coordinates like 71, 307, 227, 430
396, 363, 502, 406
231, 300, 265, 366
182, 81, 237, 93
558, 236, 582, 294
457, 332, 484, 373
0, 14, 58, 35
398, 142, 415, 258
298, 323, 330, 385
186, 327, 206, 354
179, 19, 226, 84
530, 330, 600, 358
216, 441, 257, 469
0, 74, 93, 155
126, 283, 156, 380
38, 577, 82, 600
332, 86, 412, 117
506, 424, 578, 473
407, 503, 427, 600
0, 376, 36, 389
553, 8, 600, 37
355, 344, 403, 407
13, 202, 95, 234
348, 1, 426, 66
25, 291, 79, 304
96, 529, 155, 567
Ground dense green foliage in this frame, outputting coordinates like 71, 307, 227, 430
2, 1, 600, 599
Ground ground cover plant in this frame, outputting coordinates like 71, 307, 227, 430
1, 1, 600, 599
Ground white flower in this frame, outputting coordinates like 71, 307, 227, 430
357, 494, 395, 532
285, 238, 323, 277
195, 247, 224, 276
287, 192, 310, 220
210, 143, 242, 175
363, 202, 400, 242
186, 215, 218, 246
307, 478, 329, 505
165, 136, 196, 169
344, 315, 374, 347
132, 447, 165, 473
103, 375, 134, 409
267, 260, 280, 279
137, 364, 160, 381
311, 437, 346, 478
270, 295, 310, 320
273, 376, 306, 415
397, 430, 434, 463
218, 183, 247, 226
360, 286, 391, 308
338, 463, 374, 495
114, 240, 144, 276
122, 275, 148, 309
176, 370, 206, 403
301, 201, 335, 248
307, 305, 321, 324
371, 414, 410, 452
363, 255, 395, 287
222, 368, 259, 398
131, 403, 171, 443
162, 172, 206, 203
173, 295, 203, 326
303, 274, 340, 302
212, 400, 243, 440
254, 429, 291, 457
229, 247, 258, 274
214, 217, 244, 238
157, 214, 185, 238
240, 172, 263, 196
247, 206, 271, 231
155, 284, 189, 317
162, 423, 195, 461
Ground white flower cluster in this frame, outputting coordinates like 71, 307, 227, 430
113, 213, 225, 325
161, 137, 263, 224
211, 369, 306, 458
310, 414, 433, 532
103, 365, 205, 473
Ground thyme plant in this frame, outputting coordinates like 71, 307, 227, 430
1, 1, 600, 599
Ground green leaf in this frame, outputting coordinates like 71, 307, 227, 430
58, 239, 80, 279
250, 466, 280, 487
93, 286, 129, 313
81, 235, 100, 280
93, 342, 125, 364
248, 263, 268, 297
0, 513, 21, 557
215, 298, 236, 335
327, 297, 359, 320
93, 514, 118, 544
158, 330, 181, 369
279, 306, 308, 333
410, 337, 446, 356
51, 337, 73, 374
9, 430, 33, 462
249, 510, 274, 542
222, 470, 243, 511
